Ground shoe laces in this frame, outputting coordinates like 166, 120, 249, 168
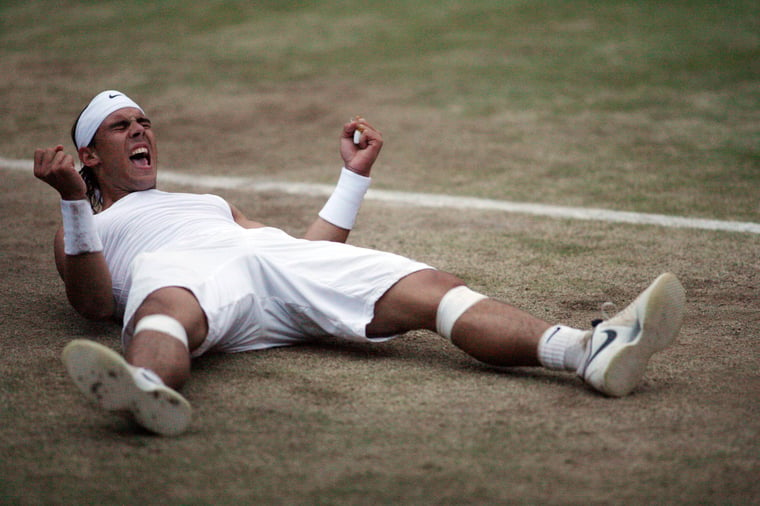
591, 301, 618, 327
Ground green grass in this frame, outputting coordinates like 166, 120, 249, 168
1, 0, 758, 221
3, 0, 757, 101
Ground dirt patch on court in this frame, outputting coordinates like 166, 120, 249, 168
1, 89, 758, 504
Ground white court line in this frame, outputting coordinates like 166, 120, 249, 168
5, 156, 759, 235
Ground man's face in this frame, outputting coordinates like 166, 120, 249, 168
83, 107, 158, 204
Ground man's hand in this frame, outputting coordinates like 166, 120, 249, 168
34, 145, 87, 201
340, 117, 383, 177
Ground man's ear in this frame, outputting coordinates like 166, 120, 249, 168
78, 146, 99, 167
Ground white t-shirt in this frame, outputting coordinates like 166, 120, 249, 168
93, 190, 431, 356
95, 189, 237, 318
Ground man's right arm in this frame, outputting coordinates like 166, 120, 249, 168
53, 225, 114, 320
36, 146, 115, 321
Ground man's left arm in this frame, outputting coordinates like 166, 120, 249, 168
303, 117, 382, 243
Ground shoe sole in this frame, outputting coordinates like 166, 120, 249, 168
600, 273, 685, 397
62, 340, 192, 436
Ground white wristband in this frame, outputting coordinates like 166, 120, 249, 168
61, 199, 103, 255
318, 167, 371, 230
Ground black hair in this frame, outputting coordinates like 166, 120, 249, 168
70, 107, 103, 212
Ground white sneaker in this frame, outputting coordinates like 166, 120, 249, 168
62, 339, 192, 436
578, 273, 686, 397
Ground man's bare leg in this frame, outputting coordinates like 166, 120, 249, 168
449, 298, 549, 367
369, 269, 686, 397
62, 287, 208, 435
126, 286, 209, 389
368, 269, 551, 366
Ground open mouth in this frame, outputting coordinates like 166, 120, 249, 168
129, 147, 151, 168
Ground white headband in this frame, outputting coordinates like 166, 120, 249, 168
74, 90, 144, 149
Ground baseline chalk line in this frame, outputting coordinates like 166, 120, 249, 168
4, 157, 758, 235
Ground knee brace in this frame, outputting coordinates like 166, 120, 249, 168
134, 314, 189, 350
435, 286, 487, 339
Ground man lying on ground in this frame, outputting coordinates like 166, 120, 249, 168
33, 90, 686, 435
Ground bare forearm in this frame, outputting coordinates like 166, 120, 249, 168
306, 168, 372, 243
54, 227, 114, 320
303, 217, 350, 243
62, 253, 115, 320
34, 147, 115, 320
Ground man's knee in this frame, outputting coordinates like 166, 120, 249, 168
134, 287, 208, 351
435, 285, 488, 339
368, 269, 467, 336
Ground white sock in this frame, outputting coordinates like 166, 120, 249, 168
538, 325, 589, 371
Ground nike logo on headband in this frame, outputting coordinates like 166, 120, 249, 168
108, 93, 122, 99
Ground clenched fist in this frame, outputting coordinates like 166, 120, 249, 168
34, 145, 87, 201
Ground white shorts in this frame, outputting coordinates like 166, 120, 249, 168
121, 227, 432, 357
